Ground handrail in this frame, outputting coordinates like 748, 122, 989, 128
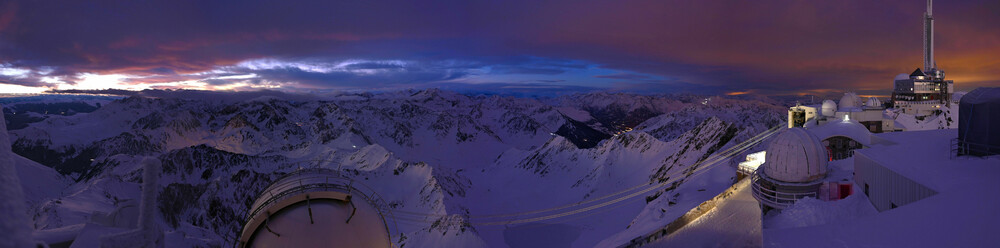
749, 169, 819, 209
239, 168, 399, 248
951, 138, 1000, 157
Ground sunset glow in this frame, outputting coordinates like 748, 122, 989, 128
1, 0, 997, 95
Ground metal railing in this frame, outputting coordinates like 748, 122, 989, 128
737, 164, 757, 176
239, 168, 399, 247
750, 169, 819, 209
951, 138, 1000, 158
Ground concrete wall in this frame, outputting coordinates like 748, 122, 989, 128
854, 152, 937, 212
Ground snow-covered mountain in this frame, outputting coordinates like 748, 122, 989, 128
7, 90, 786, 247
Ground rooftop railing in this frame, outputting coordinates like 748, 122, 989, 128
750, 169, 820, 209
239, 168, 399, 247
951, 138, 1000, 158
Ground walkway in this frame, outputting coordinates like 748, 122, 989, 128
648, 179, 762, 248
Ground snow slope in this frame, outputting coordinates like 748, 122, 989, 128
8, 90, 788, 247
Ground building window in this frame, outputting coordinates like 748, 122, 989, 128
864, 183, 870, 197
824, 136, 864, 160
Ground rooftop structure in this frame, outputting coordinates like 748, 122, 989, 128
767, 128, 1000, 247
789, 93, 895, 133
238, 168, 395, 248
737, 151, 766, 177
957, 87, 1000, 156
891, 0, 955, 117
787, 92, 886, 162
838, 93, 863, 112
808, 119, 872, 160
763, 128, 828, 183
751, 128, 843, 212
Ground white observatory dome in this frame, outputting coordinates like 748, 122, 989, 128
763, 128, 829, 183
866, 97, 882, 107
821, 100, 837, 117
838, 92, 863, 111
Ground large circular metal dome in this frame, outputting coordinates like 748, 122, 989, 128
763, 128, 829, 183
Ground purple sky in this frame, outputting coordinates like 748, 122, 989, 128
1, 0, 998, 96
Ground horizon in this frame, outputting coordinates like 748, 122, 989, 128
0, 87, 893, 104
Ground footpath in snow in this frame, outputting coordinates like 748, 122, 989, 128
650, 178, 762, 248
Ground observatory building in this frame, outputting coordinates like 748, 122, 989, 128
891, 0, 955, 117
787, 93, 879, 160
239, 168, 395, 248
750, 128, 854, 213
789, 93, 895, 133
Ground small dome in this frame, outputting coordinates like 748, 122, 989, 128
894, 73, 911, 81
838, 92, 862, 111
763, 128, 829, 183
866, 97, 882, 107
821, 100, 837, 117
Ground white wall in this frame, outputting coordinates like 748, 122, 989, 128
854, 152, 937, 211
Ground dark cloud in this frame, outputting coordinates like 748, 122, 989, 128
433, 83, 602, 98
0, 76, 48, 87
489, 66, 566, 75
45, 89, 321, 103
343, 62, 405, 70
594, 73, 653, 80
536, 79, 566, 83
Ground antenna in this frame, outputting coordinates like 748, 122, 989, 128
923, 0, 934, 71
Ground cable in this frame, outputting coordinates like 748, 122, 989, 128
393, 124, 781, 221
388, 124, 784, 226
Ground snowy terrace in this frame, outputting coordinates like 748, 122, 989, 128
765, 129, 1000, 247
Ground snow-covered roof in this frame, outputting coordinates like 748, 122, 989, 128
859, 129, 998, 192
763, 128, 829, 183
959, 87, 1000, 105
805, 119, 872, 146
767, 129, 1000, 247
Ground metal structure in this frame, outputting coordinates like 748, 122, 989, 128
749, 128, 830, 212
923, 0, 934, 72
956, 87, 1000, 157
892, 0, 954, 116
750, 168, 821, 210
238, 168, 398, 248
